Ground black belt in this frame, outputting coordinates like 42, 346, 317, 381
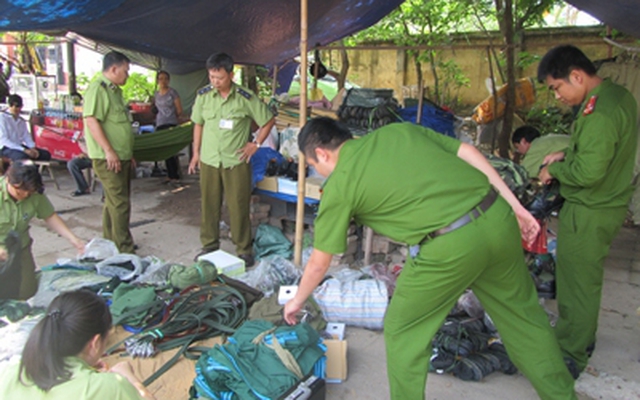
423, 188, 499, 242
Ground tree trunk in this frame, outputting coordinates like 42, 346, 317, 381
496, 0, 516, 158
428, 50, 440, 103
337, 41, 349, 90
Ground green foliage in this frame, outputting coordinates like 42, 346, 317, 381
121, 72, 155, 102
349, 0, 474, 107
76, 71, 155, 103
76, 72, 100, 94
523, 105, 574, 135
347, 0, 561, 108
437, 60, 471, 109
517, 51, 541, 70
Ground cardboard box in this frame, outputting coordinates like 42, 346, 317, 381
277, 177, 298, 196
305, 177, 325, 200
324, 339, 348, 383
197, 250, 245, 277
325, 323, 345, 340
256, 176, 278, 192
273, 176, 324, 200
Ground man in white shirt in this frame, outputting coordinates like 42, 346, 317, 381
0, 94, 51, 162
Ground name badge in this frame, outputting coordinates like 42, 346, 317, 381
219, 119, 234, 130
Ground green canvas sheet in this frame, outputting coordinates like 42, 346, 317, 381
133, 123, 193, 161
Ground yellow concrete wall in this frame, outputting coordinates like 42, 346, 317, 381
326, 27, 635, 109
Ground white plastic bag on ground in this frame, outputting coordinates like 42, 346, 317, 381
95, 254, 143, 281
80, 238, 119, 261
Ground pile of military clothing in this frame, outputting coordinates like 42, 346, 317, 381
337, 88, 401, 135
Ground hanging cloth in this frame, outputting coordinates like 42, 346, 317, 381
133, 123, 193, 161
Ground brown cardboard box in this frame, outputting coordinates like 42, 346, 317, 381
305, 176, 325, 200
324, 339, 348, 382
256, 176, 278, 192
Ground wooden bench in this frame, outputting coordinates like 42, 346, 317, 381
85, 167, 101, 193
34, 160, 60, 190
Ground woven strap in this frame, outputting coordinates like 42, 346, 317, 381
252, 328, 304, 379
106, 284, 247, 387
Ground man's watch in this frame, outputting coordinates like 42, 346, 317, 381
253, 139, 262, 148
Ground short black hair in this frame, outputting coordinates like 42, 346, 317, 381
8, 94, 23, 108
298, 117, 353, 161
6, 160, 43, 193
156, 70, 170, 81
102, 51, 130, 72
537, 45, 597, 83
512, 125, 541, 144
206, 52, 234, 73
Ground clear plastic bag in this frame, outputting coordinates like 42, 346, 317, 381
133, 256, 171, 286
80, 238, 119, 261
457, 290, 484, 319
237, 256, 301, 297
95, 254, 143, 281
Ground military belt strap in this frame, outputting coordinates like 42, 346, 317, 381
423, 188, 498, 242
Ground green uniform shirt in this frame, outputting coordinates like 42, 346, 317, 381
314, 122, 491, 254
522, 134, 571, 177
83, 75, 134, 160
548, 79, 638, 208
0, 177, 55, 248
191, 82, 274, 168
0, 357, 143, 400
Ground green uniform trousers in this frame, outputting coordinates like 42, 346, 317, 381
17, 242, 37, 300
384, 198, 576, 400
93, 159, 135, 254
199, 162, 252, 255
555, 202, 626, 371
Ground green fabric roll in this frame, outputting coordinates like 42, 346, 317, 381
133, 123, 193, 161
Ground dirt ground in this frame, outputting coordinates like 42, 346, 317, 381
28, 162, 640, 399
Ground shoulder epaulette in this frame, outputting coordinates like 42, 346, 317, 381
198, 85, 213, 95
583, 95, 598, 116
99, 81, 117, 91
237, 87, 252, 100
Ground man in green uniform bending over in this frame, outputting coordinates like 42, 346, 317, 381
188, 53, 275, 266
284, 117, 576, 400
83, 51, 136, 253
512, 125, 570, 178
538, 45, 637, 378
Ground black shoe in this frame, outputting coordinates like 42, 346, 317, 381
71, 190, 89, 197
194, 248, 216, 262
564, 357, 581, 380
238, 253, 255, 268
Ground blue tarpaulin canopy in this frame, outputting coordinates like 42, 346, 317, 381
0, 0, 404, 73
566, 0, 639, 40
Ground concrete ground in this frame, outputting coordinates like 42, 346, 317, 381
28, 162, 640, 399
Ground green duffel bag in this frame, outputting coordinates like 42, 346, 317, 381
168, 260, 218, 290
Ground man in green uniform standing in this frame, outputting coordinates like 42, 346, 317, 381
83, 51, 136, 254
284, 117, 576, 399
538, 45, 637, 378
512, 125, 570, 178
0, 162, 85, 299
188, 53, 275, 266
